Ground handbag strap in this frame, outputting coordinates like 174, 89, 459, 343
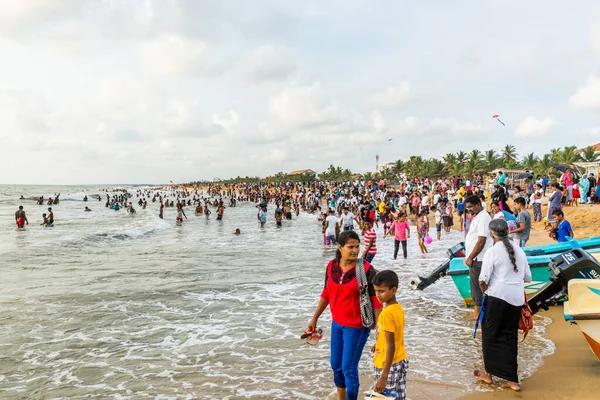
356, 258, 367, 290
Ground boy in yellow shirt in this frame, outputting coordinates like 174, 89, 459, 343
372, 270, 408, 399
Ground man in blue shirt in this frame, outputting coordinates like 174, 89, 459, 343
498, 171, 506, 185
542, 175, 549, 194
551, 209, 573, 242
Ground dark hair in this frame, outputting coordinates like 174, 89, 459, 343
373, 270, 399, 289
335, 230, 360, 259
514, 197, 526, 206
491, 201, 500, 207
465, 194, 480, 206
514, 185, 521, 192
552, 209, 564, 218
488, 219, 518, 273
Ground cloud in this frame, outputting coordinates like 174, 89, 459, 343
372, 82, 411, 109
515, 116, 555, 138
268, 82, 340, 129
0, 0, 80, 36
140, 33, 209, 76
569, 75, 600, 111
242, 45, 294, 82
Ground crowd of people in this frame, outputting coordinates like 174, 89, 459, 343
13, 169, 587, 399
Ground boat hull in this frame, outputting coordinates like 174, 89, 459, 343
449, 263, 552, 306
564, 279, 600, 360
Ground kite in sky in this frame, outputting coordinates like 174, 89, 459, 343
492, 114, 505, 126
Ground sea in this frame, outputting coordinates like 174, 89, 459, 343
0, 185, 555, 399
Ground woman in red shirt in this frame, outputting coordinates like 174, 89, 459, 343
308, 231, 382, 400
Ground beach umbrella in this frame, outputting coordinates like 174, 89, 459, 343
552, 164, 569, 173
513, 172, 533, 180
553, 164, 581, 178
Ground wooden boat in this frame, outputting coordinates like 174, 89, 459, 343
448, 248, 600, 307
415, 236, 600, 292
564, 278, 600, 360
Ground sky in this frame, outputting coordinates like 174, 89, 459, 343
3, 0, 600, 184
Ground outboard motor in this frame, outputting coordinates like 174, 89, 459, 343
528, 249, 600, 315
412, 242, 465, 290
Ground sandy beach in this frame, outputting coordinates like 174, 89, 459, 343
459, 203, 600, 399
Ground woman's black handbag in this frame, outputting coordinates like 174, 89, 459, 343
356, 258, 376, 329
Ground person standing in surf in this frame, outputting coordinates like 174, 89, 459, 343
176, 205, 187, 224
464, 195, 492, 320
474, 219, 531, 392
15, 206, 29, 228
307, 230, 382, 400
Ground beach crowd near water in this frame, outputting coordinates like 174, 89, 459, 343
8, 168, 598, 400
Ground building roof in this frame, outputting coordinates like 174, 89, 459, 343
576, 143, 600, 153
287, 169, 316, 176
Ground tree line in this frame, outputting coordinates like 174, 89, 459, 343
184, 144, 598, 185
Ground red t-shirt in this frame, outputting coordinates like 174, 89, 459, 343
321, 259, 383, 328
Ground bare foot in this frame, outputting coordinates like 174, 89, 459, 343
502, 381, 521, 391
473, 370, 492, 384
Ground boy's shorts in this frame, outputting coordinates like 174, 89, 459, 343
326, 234, 337, 244
374, 359, 409, 400
436, 223, 442, 232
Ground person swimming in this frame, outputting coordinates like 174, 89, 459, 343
41, 213, 50, 226
233, 228, 241, 235
84, 206, 91, 212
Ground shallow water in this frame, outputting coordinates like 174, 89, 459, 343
0, 185, 554, 399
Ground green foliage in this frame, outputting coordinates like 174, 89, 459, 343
581, 146, 600, 162
184, 143, 598, 184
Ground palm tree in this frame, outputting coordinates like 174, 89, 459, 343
521, 152, 538, 171
443, 153, 457, 173
464, 157, 483, 176
448, 163, 463, 177
455, 151, 467, 166
535, 154, 554, 177
484, 149, 501, 171
557, 145, 582, 167
405, 156, 425, 177
549, 147, 562, 162
423, 158, 445, 178
581, 146, 599, 162
502, 144, 518, 161
503, 159, 517, 170
468, 149, 482, 162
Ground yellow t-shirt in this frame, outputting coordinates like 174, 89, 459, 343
458, 187, 465, 201
378, 201, 386, 213
373, 303, 407, 369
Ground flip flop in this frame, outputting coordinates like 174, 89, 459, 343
364, 388, 397, 398
300, 328, 314, 340
306, 328, 323, 345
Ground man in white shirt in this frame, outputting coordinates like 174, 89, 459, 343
464, 195, 493, 320
340, 207, 356, 231
324, 209, 339, 245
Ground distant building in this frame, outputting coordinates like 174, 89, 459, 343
576, 143, 600, 153
287, 169, 316, 176
380, 162, 396, 171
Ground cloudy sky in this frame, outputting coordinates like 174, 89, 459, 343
2, 0, 600, 184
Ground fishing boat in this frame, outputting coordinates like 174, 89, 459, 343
415, 236, 600, 292
447, 248, 600, 306
522, 236, 600, 256
564, 279, 600, 360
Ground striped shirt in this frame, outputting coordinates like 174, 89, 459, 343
364, 228, 377, 254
